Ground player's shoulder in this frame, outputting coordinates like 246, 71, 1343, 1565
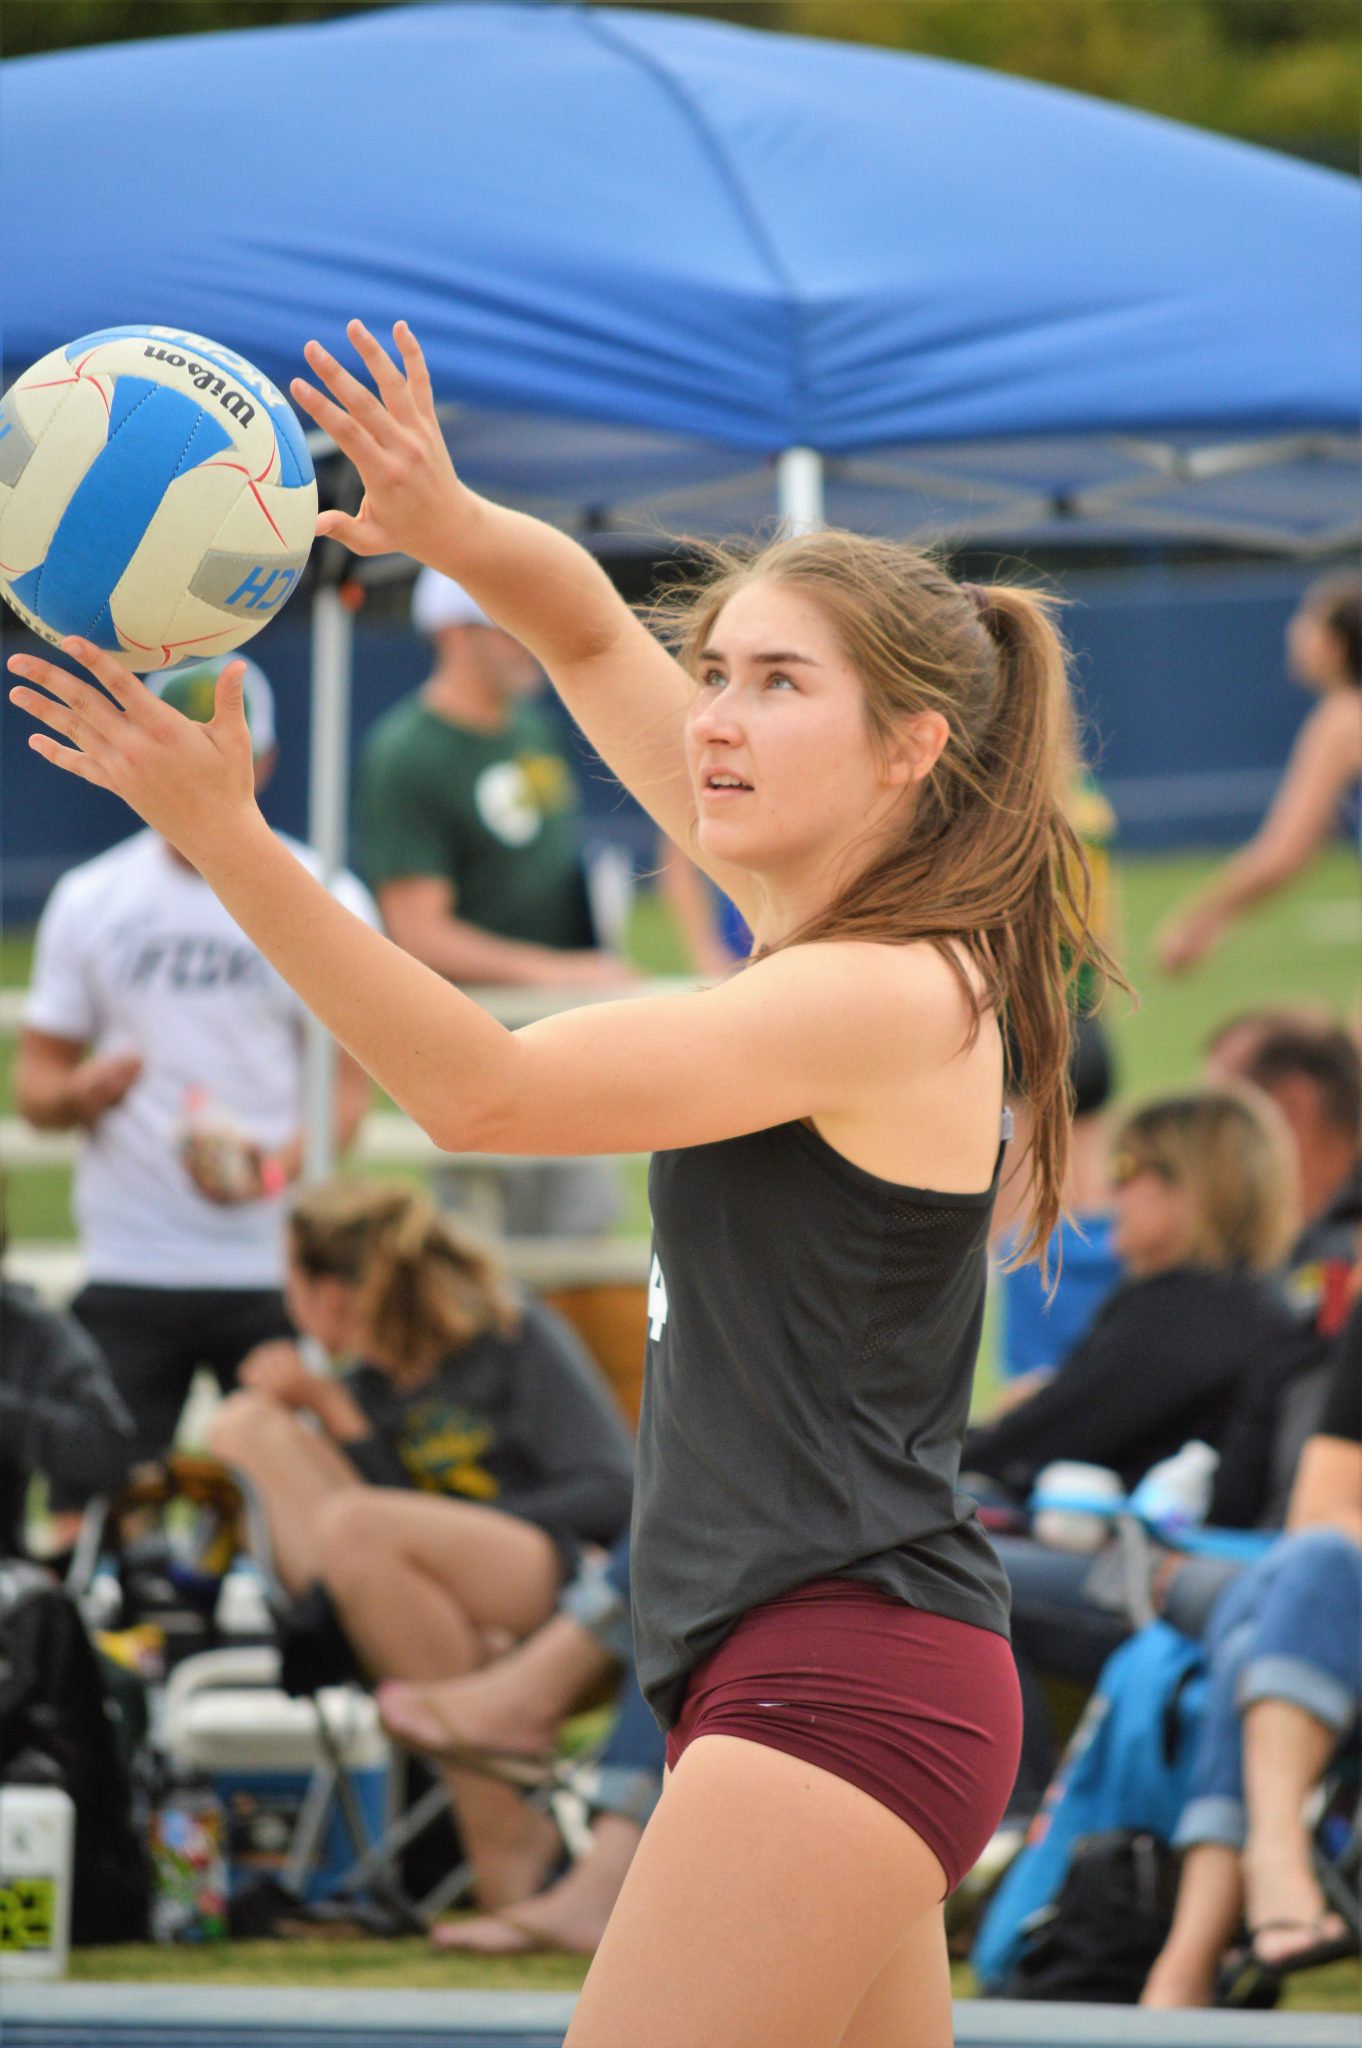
754, 935, 984, 1015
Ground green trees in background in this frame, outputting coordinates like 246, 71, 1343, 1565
4, 0, 1357, 165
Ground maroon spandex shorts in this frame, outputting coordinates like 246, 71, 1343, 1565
664, 1578, 1022, 1894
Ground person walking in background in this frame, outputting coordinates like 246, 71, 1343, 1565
1157, 572, 1361, 976
358, 568, 629, 1236
14, 657, 377, 1477
210, 1176, 633, 1912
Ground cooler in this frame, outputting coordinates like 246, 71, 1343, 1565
160, 1648, 390, 1902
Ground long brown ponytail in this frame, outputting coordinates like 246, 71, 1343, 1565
289, 1178, 519, 1377
650, 532, 1125, 1264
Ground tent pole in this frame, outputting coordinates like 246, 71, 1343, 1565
301, 582, 352, 1185
776, 446, 825, 534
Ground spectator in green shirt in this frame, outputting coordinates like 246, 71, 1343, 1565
358, 569, 631, 989
358, 571, 629, 1235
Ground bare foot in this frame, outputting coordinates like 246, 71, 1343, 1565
1139, 1954, 1216, 2009
1244, 1846, 1349, 1968
433, 1815, 642, 1956
377, 1666, 558, 1766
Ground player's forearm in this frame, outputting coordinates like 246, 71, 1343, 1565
195, 817, 519, 1151
430, 491, 631, 673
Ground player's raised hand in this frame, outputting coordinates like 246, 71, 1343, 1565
7, 641, 258, 863
291, 319, 464, 560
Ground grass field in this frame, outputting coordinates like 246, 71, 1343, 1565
61, 1937, 1362, 2013
6, 848, 1360, 2010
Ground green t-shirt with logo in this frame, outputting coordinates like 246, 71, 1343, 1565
357, 695, 596, 950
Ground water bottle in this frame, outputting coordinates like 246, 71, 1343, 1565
149, 1775, 228, 1944
1129, 1440, 1220, 1543
0, 1785, 75, 1980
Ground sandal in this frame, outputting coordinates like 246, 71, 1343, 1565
1217, 1918, 1358, 2008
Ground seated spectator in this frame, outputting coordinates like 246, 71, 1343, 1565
380, 1536, 663, 1958
0, 1195, 136, 1559
965, 1088, 1301, 1499
1141, 1299, 1361, 2008
209, 1177, 632, 1909
965, 1088, 1304, 1825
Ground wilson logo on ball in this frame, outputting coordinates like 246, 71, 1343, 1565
0, 326, 317, 671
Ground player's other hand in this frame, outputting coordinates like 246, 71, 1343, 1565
67, 1050, 143, 1127
9, 643, 259, 866
291, 320, 464, 563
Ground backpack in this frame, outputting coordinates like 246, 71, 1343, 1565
1001, 1828, 1183, 2002
972, 1620, 1206, 1997
0, 1564, 152, 1944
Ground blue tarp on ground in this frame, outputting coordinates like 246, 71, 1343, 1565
2, 1, 1358, 548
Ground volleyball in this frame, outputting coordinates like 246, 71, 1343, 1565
0, 326, 316, 672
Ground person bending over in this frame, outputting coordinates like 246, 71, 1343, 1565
209, 1176, 632, 1908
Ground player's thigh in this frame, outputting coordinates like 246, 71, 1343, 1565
565, 1733, 947, 2048
839, 1907, 953, 2048
202, 1288, 294, 1392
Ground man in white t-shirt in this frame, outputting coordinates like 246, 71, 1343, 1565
16, 655, 378, 1478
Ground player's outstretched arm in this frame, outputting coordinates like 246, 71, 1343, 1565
9, 641, 919, 1158
292, 320, 702, 862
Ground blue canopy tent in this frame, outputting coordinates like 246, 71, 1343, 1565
3, 0, 1359, 554
4, 0, 1359, 1168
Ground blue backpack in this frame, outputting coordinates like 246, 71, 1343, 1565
972, 1620, 1207, 1993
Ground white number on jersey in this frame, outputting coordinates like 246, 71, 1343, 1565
648, 1253, 670, 1341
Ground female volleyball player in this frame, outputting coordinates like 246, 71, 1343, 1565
10, 319, 1111, 2048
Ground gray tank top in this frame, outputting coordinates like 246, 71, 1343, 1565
632, 1114, 1014, 1729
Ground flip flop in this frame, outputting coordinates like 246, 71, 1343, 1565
430, 1909, 596, 1958
1216, 1918, 1358, 2008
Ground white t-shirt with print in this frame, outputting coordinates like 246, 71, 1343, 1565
25, 830, 379, 1288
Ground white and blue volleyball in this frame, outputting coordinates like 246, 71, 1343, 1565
0, 327, 316, 671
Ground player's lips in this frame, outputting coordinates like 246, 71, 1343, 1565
699, 767, 753, 799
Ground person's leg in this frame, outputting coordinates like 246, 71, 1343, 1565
1242, 1701, 1351, 1965
1140, 1566, 1264, 2007
839, 1908, 953, 2048
433, 1663, 665, 1956
379, 1538, 629, 1757
66, 1283, 197, 1478
199, 1289, 295, 1401
564, 1736, 952, 2048
316, 1489, 565, 1909
1141, 1845, 1244, 2010
208, 1390, 361, 1593
1234, 1530, 1362, 1965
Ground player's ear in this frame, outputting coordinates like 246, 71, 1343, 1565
884, 708, 949, 789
